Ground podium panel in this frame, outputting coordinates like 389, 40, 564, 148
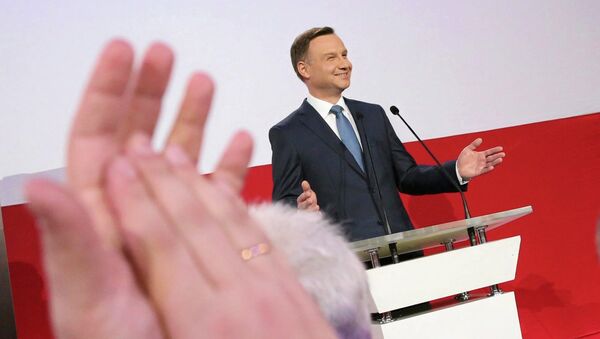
366, 236, 520, 312
371, 292, 522, 339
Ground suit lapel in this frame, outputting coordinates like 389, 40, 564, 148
297, 100, 366, 179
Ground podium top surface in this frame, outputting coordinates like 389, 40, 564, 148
350, 206, 532, 258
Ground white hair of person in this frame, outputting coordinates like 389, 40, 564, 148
250, 204, 372, 339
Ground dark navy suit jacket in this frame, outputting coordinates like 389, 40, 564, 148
269, 98, 464, 241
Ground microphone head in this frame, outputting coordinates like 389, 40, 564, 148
355, 111, 363, 120
390, 106, 400, 116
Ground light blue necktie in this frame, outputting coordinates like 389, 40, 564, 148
331, 105, 365, 172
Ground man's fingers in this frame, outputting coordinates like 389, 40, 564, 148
120, 42, 174, 140
297, 198, 309, 209
212, 131, 254, 193
297, 191, 308, 202
484, 146, 503, 156
166, 73, 215, 164
297, 192, 314, 203
489, 158, 503, 166
302, 198, 314, 207
486, 152, 505, 163
297, 195, 318, 210
481, 166, 495, 174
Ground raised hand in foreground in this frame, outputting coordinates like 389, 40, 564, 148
26, 39, 336, 339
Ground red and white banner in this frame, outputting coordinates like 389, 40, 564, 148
1, 1, 599, 338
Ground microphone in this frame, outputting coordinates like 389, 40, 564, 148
389, 106, 477, 246
356, 112, 400, 263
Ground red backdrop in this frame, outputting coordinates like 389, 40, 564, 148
3, 113, 599, 338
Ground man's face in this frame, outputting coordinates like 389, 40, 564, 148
301, 34, 352, 99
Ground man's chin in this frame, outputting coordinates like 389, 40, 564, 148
337, 82, 350, 91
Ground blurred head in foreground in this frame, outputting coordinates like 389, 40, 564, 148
252, 204, 372, 339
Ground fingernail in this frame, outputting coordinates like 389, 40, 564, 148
128, 133, 154, 156
165, 144, 190, 166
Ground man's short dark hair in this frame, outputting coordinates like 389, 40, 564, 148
290, 26, 335, 81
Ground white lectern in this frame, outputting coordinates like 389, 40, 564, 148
351, 206, 532, 339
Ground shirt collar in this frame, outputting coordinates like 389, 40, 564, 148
306, 93, 350, 120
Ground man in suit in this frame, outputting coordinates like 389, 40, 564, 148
269, 27, 505, 242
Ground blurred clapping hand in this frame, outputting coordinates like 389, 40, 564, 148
26, 40, 337, 339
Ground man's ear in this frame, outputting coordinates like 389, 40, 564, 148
297, 61, 310, 80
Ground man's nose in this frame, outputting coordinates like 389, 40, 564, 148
338, 58, 351, 70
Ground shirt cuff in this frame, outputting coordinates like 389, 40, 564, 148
455, 162, 469, 185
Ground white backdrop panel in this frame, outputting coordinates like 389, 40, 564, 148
1, 0, 599, 178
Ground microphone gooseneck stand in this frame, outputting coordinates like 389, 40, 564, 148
389, 105, 502, 298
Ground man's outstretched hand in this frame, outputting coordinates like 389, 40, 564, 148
457, 138, 505, 180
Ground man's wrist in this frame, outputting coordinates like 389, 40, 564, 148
455, 163, 470, 185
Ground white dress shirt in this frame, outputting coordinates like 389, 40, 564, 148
306, 93, 363, 149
